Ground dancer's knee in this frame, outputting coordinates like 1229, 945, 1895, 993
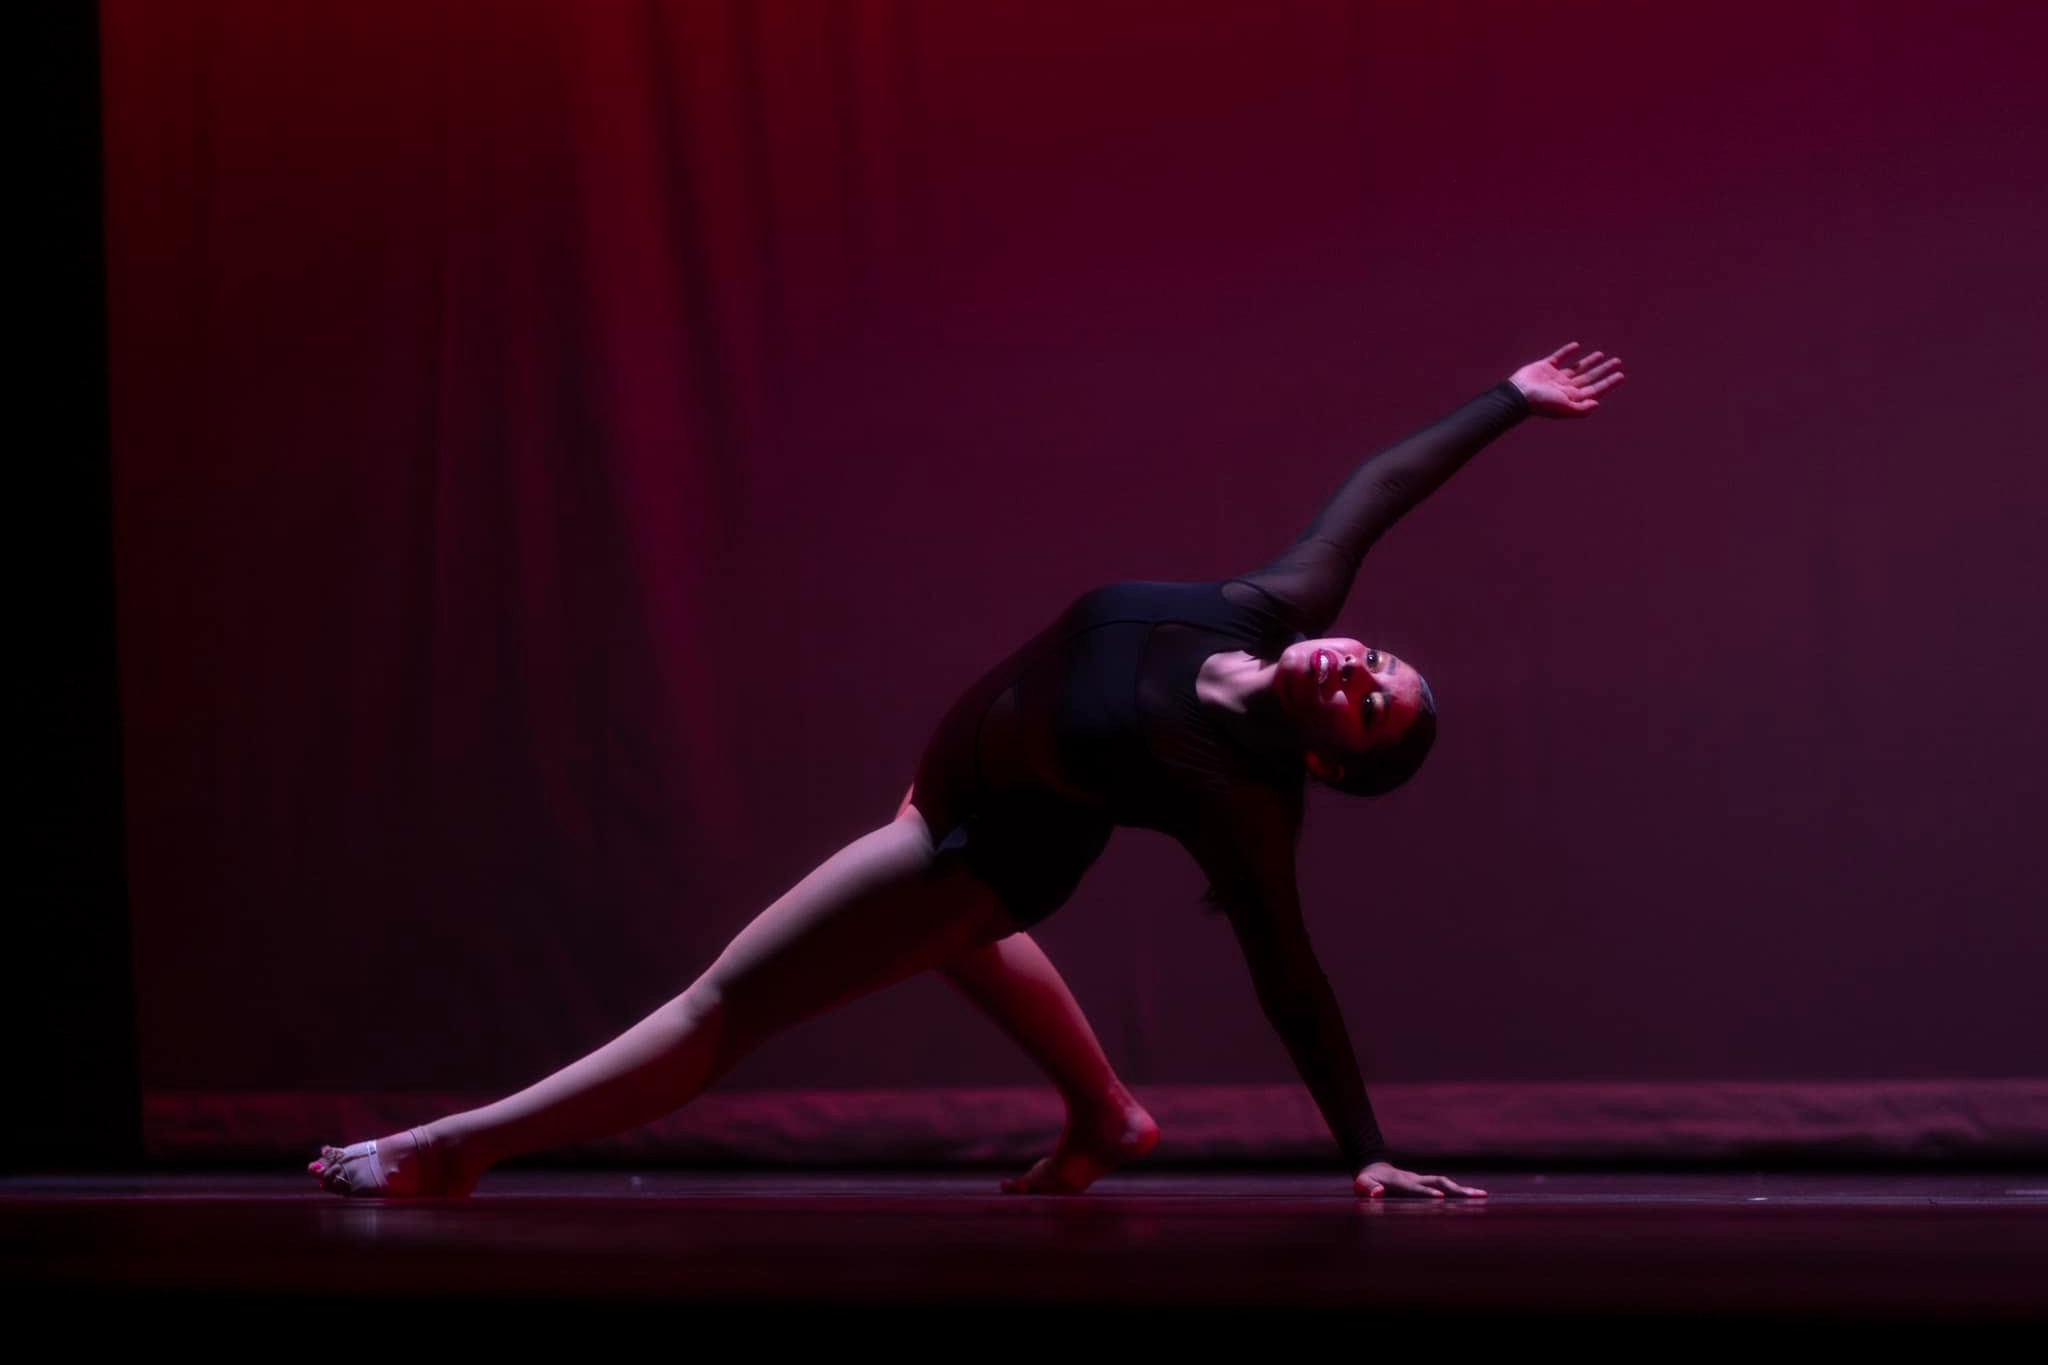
666, 979, 748, 1082
675, 978, 725, 1026
684, 970, 798, 1072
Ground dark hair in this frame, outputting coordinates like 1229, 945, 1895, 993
1322, 672, 1438, 798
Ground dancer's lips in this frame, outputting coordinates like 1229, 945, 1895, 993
1313, 648, 1332, 693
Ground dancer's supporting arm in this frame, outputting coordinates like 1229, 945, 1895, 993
1239, 342, 1622, 634
1184, 784, 1481, 1198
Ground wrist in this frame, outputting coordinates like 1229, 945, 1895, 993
1502, 375, 1535, 419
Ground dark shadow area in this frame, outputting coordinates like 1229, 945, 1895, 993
11, 2, 141, 1174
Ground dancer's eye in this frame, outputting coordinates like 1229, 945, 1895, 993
1365, 650, 1382, 670
1360, 693, 1381, 727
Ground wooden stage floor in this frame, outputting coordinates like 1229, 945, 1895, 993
7, 1169, 2046, 1335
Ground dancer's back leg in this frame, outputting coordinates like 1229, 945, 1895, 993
313, 810, 1013, 1196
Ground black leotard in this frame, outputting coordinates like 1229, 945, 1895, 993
911, 379, 1531, 1167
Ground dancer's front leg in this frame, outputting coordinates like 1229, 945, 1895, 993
891, 782, 1159, 1194
313, 812, 1012, 1197
941, 933, 1159, 1194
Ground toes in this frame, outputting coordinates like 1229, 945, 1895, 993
1007, 1168, 1085, 1196
1003, 1159, 1057, 1195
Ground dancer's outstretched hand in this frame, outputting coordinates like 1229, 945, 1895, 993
1510, 341, 1625, 418
1356, 1160, 1488, 1199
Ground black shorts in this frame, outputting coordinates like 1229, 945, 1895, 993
922, 787, 1112, 931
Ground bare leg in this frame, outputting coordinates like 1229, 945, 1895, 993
941, 934, 1159, 1194
313, 808, 1012, 1197
891, 783, 1159, 1194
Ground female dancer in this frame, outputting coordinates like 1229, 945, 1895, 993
312, 341, 1625, 1200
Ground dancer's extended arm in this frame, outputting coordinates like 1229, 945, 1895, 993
1237, 342, 1623, 635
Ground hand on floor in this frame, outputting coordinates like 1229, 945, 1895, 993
1356, 1160, 1487, 1199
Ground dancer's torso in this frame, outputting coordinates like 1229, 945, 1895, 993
922, 578, 1307, 838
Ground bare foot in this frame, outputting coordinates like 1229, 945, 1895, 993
307, 1125, 484, 1199
1002, 1091, 1160, 1195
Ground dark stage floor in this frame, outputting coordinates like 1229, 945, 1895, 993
6, 1169, 2046, 1333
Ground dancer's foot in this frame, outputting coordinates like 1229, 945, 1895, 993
307, 1124, 483, 1199
1002, 1089, 1160, 1195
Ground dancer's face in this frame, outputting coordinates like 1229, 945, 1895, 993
1272, 637, 1427, 780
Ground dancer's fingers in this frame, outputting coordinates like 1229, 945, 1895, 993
1545, 341, 1580, 363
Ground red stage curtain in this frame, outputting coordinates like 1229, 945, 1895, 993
102, 2, 2048, 1156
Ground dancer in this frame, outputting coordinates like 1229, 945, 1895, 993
312, 342, 1625, 1200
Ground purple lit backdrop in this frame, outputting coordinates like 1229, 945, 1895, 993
103, 1, 2047, 1131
